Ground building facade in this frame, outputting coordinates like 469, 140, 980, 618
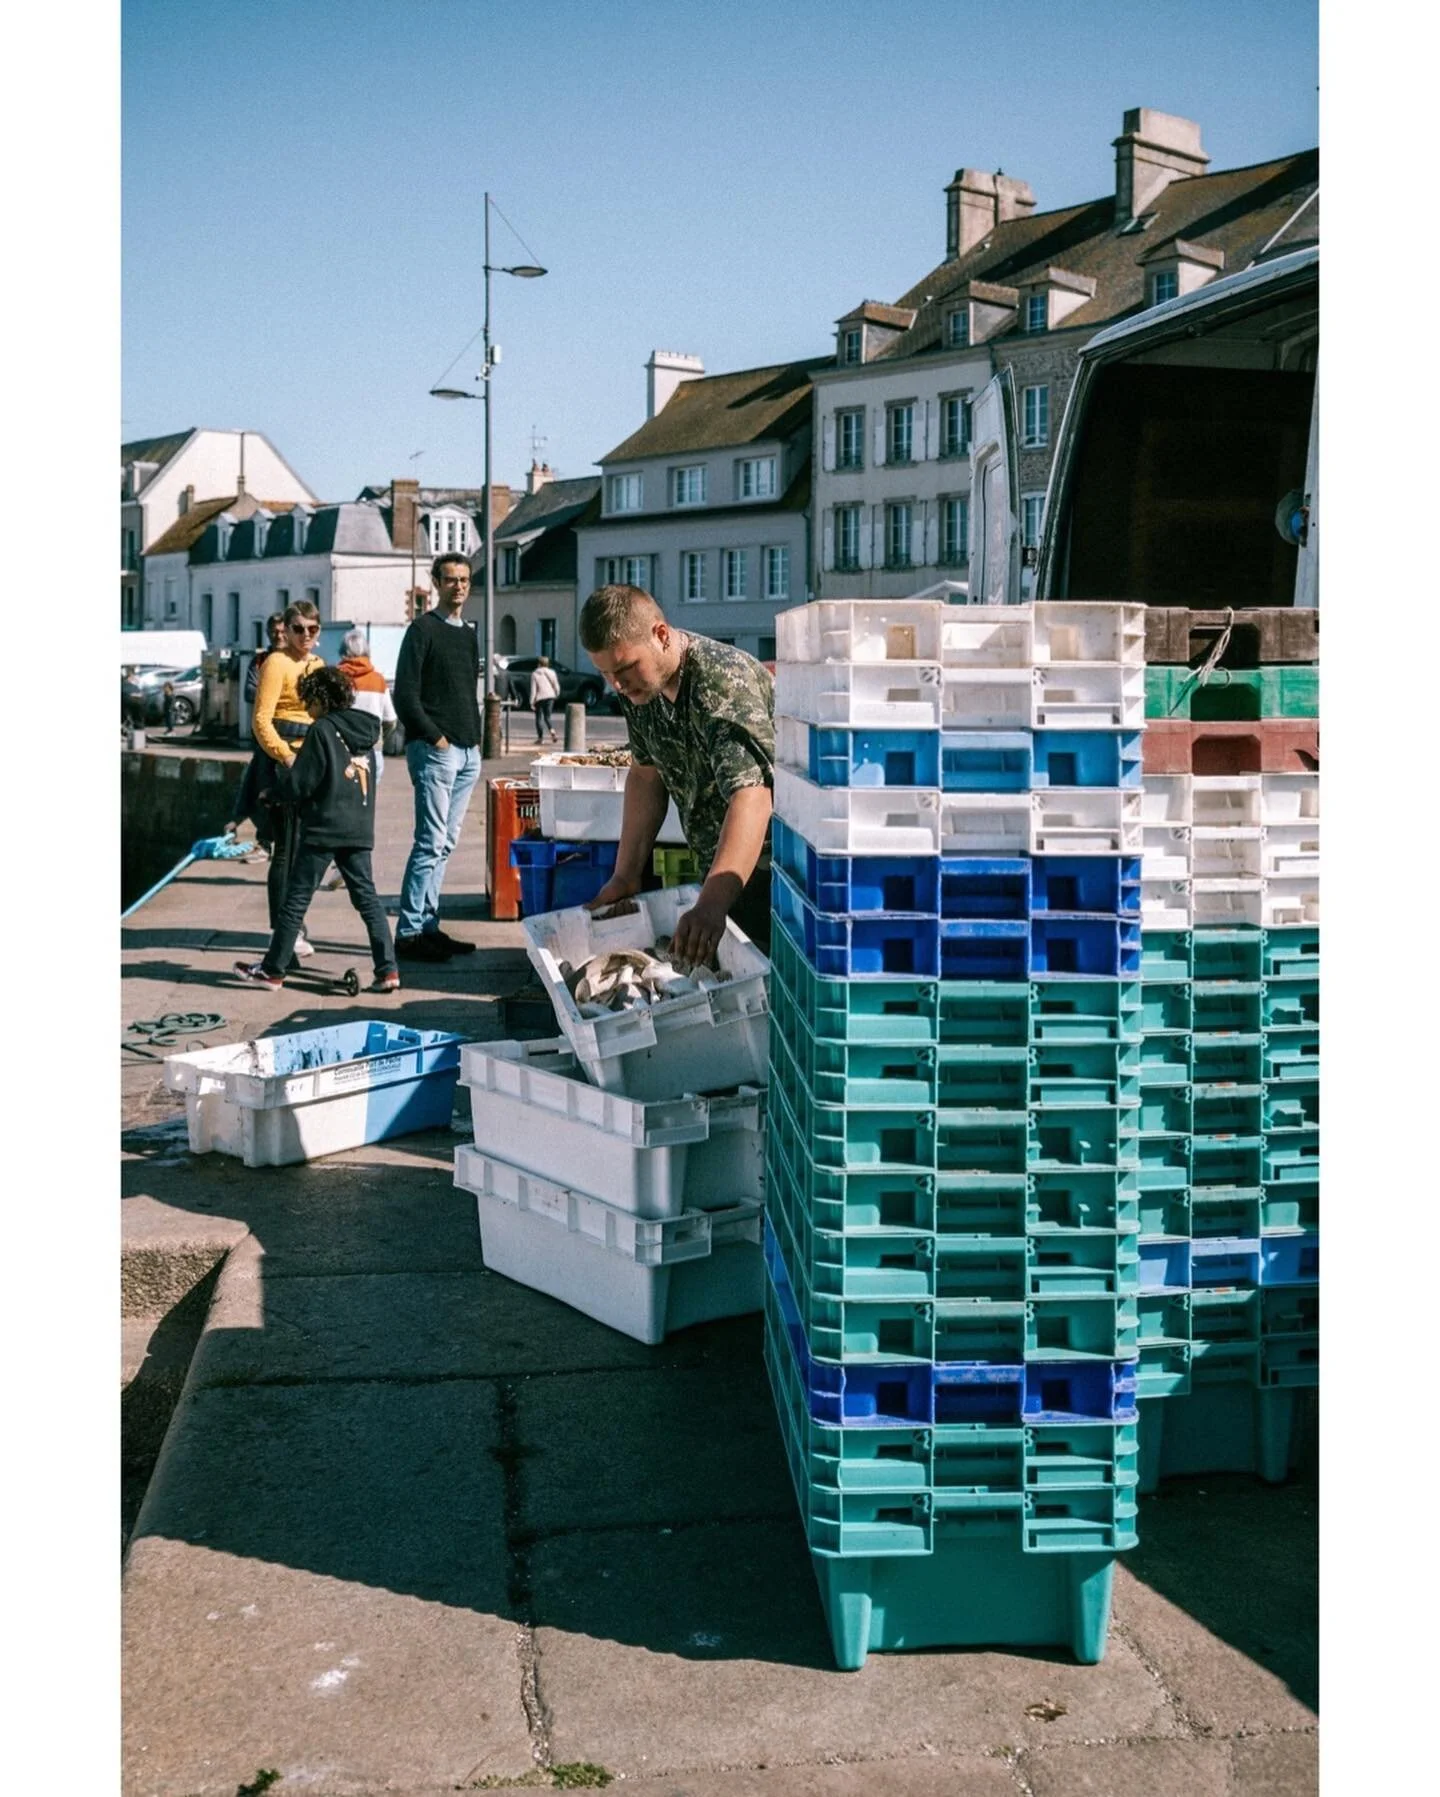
575, 352, 826, 662
812, 110, 1319, 599
490, 465, 602, 668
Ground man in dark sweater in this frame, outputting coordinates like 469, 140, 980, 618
233, 666, 399, 991
392, 554, 484, 961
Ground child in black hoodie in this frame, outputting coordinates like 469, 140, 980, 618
234, 666, 400, 992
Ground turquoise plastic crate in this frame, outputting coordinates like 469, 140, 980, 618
1140, 930, 1193, 981
1191, 927, 1264, 982
1261, 926, 1319, 979
1136, 1380, 1304, 1492
1145, 665, 1318, 720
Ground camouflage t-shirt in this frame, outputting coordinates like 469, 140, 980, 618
622, 632, 775, 875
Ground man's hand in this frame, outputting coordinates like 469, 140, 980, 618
585, 873, 643, 913
433, 735, 450, 751
672, 888, 731, 968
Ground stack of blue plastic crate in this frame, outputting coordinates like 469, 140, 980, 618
1134, 623, 1319, 1489
765, 598, 1148, 1670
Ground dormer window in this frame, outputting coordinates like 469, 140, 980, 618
1150, 270, 1179, 306
1023, 294, 1047, 333
671, 465, 707, 507
606, 472, 643, 513
945, 308, 970, 349
840, 326, 862, 366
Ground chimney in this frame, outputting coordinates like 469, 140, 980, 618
646, 351, 704, 419
390, 477, 420, 551
944, 169, 1035, 259
179, 483, 195, 514
1114, 108, 1209, 224
527, 459, 554, 497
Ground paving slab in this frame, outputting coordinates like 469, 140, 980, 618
122, 1535, 534, 1797
1229, 1730, 1320, 1795
515, 1363, 794, 1534
529, 1521, 1176, 1780
1021, 1735, 1232, 1795
482, 1760, 1022, 1795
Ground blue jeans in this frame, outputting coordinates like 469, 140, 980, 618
397, 741, 482, 938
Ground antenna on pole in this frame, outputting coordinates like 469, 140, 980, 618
529, 425, 548, 460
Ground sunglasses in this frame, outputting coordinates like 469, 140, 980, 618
290, 622, 321, 637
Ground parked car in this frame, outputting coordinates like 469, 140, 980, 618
122, 665, 204, 727
501, 656, 611, 711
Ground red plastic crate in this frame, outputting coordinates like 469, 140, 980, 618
487, 778, 540, 920
1142, 720, 1318, 775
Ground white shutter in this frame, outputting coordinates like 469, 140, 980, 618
925, 503, 939, 568
923, 399, 938, 462
873, 410, 887, 467
859, 508, 874, 570
821, 414, 835, 473
821, 507, 835, 572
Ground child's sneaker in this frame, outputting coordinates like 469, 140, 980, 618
293, 933, 316, 957
370, 971, 401, 993
234, 961, 284, 990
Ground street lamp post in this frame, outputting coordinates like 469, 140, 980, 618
430, 191, 545, 753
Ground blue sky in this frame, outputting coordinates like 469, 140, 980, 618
122, 0, 1318, 502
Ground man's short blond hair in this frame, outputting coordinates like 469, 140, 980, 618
579, 584, 665, 651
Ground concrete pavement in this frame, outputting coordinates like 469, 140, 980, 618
121, 727, 1317, 1797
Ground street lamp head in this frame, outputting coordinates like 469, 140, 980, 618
501, 263, 547, 279
429, 386, 478, 401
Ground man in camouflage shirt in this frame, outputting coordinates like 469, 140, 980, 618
580, 584, 773, 959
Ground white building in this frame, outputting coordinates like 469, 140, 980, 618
574, 352, 826, 662
121, 428, 317, 627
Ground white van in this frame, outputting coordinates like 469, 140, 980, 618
970, 245, 1319, 612
120, 629, 208, 672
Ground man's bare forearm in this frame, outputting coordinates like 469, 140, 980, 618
613, 764, 672, 886
698, 784, 773, 910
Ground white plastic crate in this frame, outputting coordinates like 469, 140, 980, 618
777, 599, 944, 665
1142, 880, 1192, 931
529, 755, 685, 844
940, 667, 1036, 730
522, 886, 770, 1099
164, 1021, 464, 1167
1032, 788, 1143, 857
1262, 878, 1320, 928
775, 659, 943, 729
775, 766, 941, 855
1142, 826, 1191, 880
1141, 775, 1192, 825
1192, 775, 1263, 828
1263, 823, 1320, 879
1192, 881, 1264, 927
938, 791, 1034, 856
456, 1145, 763, 1344
1191, 827, 1263, 880
460, 1036, 765, 1218
938, 606, 1035, 669
1262, 773, 1320, 824
1032, 603, 1146, 667
1033, 662, 1145, 730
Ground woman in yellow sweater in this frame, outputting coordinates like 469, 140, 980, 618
252, 601, 324, 945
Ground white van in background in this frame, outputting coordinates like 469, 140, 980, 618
120, 629, 208, 672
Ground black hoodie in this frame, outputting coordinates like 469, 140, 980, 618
274, 707, 382, 850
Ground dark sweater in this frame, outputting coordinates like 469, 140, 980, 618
274, 708, 382, 849
394, 610, 482, 747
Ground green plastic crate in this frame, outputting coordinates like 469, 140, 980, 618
1145, 665, 1319, 720
652, 845, 704, 886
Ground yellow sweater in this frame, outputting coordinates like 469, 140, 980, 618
253, 650, 323, 763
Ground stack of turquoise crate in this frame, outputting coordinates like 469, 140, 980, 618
765, 598, 1148, 1670
1134, 612, 1319, 1489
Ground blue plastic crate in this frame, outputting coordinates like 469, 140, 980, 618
1191, 1238, 1263, 1289
1031, 856, 1142, 918
940, 731, 1035, 792
940, 919, 1032, 981
936, 857, 1031, 920
808, 725, 942, 789
773, 867, 940, 977
772, 817, 941, 917
508, 836, 619, 916
1033, 730, 1142, 790
1137, 1238, 1192, 1292
1032, 916, 1142, 978
1260, 1231, 1319, 1286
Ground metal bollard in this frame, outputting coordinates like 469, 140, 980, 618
563, 703, 586, 753
483, 693, 504, 759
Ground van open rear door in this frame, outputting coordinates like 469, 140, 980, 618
968, 368, 1021, 605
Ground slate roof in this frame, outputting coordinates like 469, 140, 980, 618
121, 430, 194, 482
495, 477, 602, 544
869, 148, 1318, 361
146, 497, 298, 557
600, 357, 832, 463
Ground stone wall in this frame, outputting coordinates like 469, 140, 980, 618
121, 750, 242, 910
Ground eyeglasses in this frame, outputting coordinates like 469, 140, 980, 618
290, 623, 321, 637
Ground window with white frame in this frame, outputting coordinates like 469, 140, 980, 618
722, 548, 748, 599
596, 554, 656, 593
940, 495, 970, 565
1022, 384, 1050, 448
940, 392, 972, 458
946, 307, 969, 349
1150, 269, 1179, 306
681, 550, 707, 601
834, 505, 860, 570
122, 527, 138, 571
502, 547, 520, 585
737, 456, 776, 499
764, 545, 790, 600
840, 326, 862, 365
1022, 493, 1046, 549
606, 472, 643, 513
1023, 294, 1047, 333
671, 465, 707, 506
886, 402, 915, 464
835, 408, 864, 469
885, 503, 913, 568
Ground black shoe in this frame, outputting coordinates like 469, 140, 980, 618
434, 929, 477, 955
395, 932, 452, 963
